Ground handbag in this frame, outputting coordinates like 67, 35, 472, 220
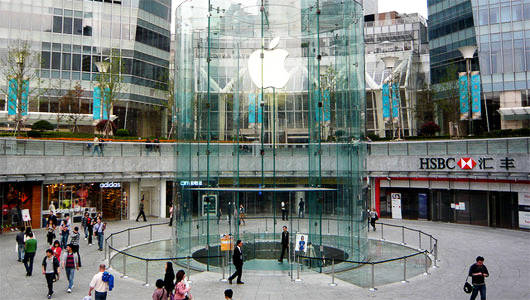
463, 276, 473, 294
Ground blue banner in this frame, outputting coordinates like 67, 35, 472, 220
7, 79, 28, 116
471, 72, 481, 120
392, 83, 400, 121
93, 86, 102, 120
315, 89, 331, 122
248, 93, 256, 124
382, 83, 390, 121
459, 73, 469, 120
257, 93, 262, 124
7, 79, 17, 116
102, 87, 109, 120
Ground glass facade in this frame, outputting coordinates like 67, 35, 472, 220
174, 0, 367, 272
0, 0, 171, 136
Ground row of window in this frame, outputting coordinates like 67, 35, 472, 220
40, 52, 168, 84
429, 15, 474, 41
477, 3, 530, 26
52, 16, 90, 35
135, 26, 170, 52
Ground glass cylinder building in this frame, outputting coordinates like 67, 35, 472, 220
173, 0, 366, 272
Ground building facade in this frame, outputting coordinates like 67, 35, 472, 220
364, 11, 430, 137
0, 0, 171, 137
428, 0, 530, 133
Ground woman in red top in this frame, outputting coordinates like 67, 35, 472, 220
173, 270, 191, 300
51, 240, 62, 262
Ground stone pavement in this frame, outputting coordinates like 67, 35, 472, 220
1, 218, 529, 299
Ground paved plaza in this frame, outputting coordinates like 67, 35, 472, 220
1, 218, 529, 300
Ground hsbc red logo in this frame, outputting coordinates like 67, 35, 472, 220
457, 158, 476, 169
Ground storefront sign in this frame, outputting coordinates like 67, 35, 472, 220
518, 192, 530, 230
21, 209, 31, 222
418, 156, 517, 171
180, 180, 203, 186
99, 182, 121, 188
391, 193, 402, 219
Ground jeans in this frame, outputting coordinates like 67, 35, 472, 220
95, 291, 107, 300
84, 226, 88, 238
92, 145, 101, 157
17, 244, 25, 261
61, 232, 69, 248
23, 252, 35, 275
45, 273, 55, 295
281, 210, 288, 220
298, 209, 304, 218
65, 268, 75, 289
470, 284, 486, 300
97, 232, 104, 250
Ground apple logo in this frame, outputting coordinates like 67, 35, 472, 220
248, 37, 290, 89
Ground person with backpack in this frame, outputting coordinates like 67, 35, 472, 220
81, 212, 90, 240
153, 279, 168, 300
61, 244, 79, 293
93, 218, 106, 251
70, 226, 82, 267
42, 248, 60, 299
88, 264, 111, 300
369, 209, 379, 231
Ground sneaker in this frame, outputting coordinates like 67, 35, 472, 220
67, 288, 71, 293
47, 295, 51, 299
84, 238, 87, 241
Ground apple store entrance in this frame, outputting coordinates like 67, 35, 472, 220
173, 0, 367, 273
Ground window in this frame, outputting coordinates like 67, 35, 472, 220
41, 51, 50, 69
514, 40, 525, 72
74, 18, 82, 35
502, 40, 513, 73
62, 53, 71, 70
490, 7, 499, 24
479, 9, 489, 25
63, 17, 72, 34
82, 55, 91, 72
501, 6, 511, 23
525, 4, 530, 20
72, 54, 81, 71
512, 5, 523, 22
51, 52, 61, 70
53, 16, 62, 33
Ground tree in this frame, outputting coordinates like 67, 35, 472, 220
165, 72, 175, 139
59, 83, 85, 132
95, 49, 123, 137
0, 41, 47, 136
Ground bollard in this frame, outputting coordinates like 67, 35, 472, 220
401, 227, 405, 245
187, 256, 192, 283
418, 232, 422, 250
149, 224, 153, 241
128, 229, 131, 247
329, 259, 337, 286
220, 255, 227, 282
423, 253, 430, 275
369, 263, 377, 291
401, 257, 408, 283
295, 255, 302, 282
144, 260, 150, 286
122, 254, 128, 278
380, 223, 384, 240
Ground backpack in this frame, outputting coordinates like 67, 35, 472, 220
102, 271, 114, 291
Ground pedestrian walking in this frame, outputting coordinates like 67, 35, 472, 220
16, 227, 25, 262
278, 226, 289, 263
42, 248, 60, 299
46, 220, 56, 246
61, 244, 79, 293
87, 215, 94, 246
93, 218, 106, 251
88, 264, 110, 300
168, 204, 174, 227
23, 231, 37, 276
92, 137, 101, 157
281, 201, 288, 220
298, 198, 305, 218
81, 212, 90, 240
224, 289, 233, 300
163, 261, 175, 296
70, 226, 82, 267
153, 279, 168, 300
99, 138, 105, 156
369, 209, 378, 231
228, 240, 244, 284
51, 240, 62, 262
468, 256, 489, 300
239, 204, 246, 225
136, 197, 147, 222
174, 270, 191, 300
59, 217, 71, 248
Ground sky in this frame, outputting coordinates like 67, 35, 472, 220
378, 0, 428, 19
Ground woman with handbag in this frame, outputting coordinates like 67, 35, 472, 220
173, 270, 191, 300
152, 279, 168, 300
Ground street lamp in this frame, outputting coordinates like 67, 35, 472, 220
381, 56, 399, 140
458, 45, 477, 136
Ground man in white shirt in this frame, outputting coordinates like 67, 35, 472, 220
88, 264, 109, 300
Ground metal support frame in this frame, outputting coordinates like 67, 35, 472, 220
122, 254, 128, 278
401, 257, 408, 283
423, 253, 430, 275
369, 263, 377, 291
329, 258, 337, 286
187, 256, 192, 283
144, 260, 150, 286
401, 227, 405, 245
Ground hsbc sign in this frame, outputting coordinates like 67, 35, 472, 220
419, 156, 516, 170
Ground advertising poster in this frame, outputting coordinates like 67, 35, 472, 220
295, 233, 308, 253
471, 71, 481, 119
458, 72, 469, 120
519, 192, 530, 229
21, 209, 31, 222
391, 193, 402, 219
382, 83, 390, 122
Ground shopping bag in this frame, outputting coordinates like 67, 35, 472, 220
83, 296, 92, 300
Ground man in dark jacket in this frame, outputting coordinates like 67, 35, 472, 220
136, 198, 147, 222
228, 240, 244, 284
42, 249, 60, 299
468, 256, 489, 300
16, 227, 25, 262
278, 226, 289, 263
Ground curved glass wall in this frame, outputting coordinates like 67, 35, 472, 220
174, 0, 366, 272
